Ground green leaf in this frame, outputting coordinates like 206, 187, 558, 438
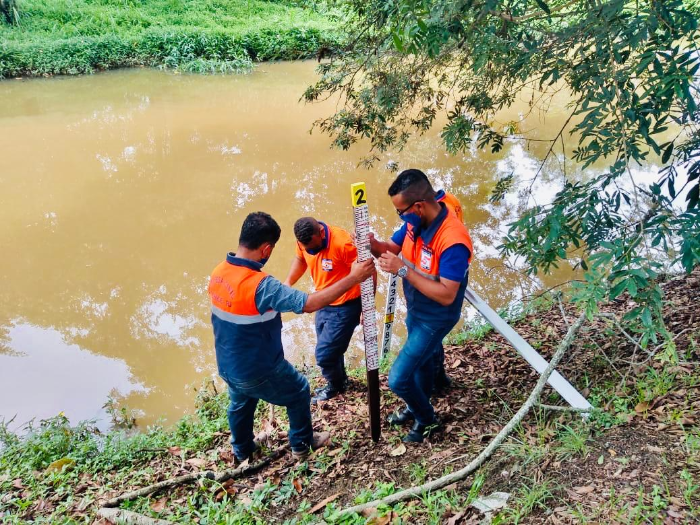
392, 32, 404, 52
533, 0, 551, 15
661, 143, 674, 164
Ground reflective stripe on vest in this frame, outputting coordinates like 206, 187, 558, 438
399, 254, 440, 281
211, 304, 279, 325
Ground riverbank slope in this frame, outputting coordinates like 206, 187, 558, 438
1, 268, 699, 523
0, 0, 345, 78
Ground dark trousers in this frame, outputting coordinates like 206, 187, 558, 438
388, 315, 456, 425
222, 359, 313, 459
314, 298, 362, 386
434, 344, 450, 386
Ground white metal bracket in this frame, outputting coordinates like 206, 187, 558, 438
464, 286, 592, 410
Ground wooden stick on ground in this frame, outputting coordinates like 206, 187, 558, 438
536, 403, 597, 413
339, 312, 588, 517
102, 445, 287, 508
97, 508, 173, 525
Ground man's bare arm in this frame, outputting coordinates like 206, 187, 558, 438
283, 257, 307, 287
303, 259, 375, 313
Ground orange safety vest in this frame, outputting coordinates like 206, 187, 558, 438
295, 223, 361, 306
437, 191, 464, 222
401, 211, 473, 282
208, 254, 283, 381
399, 206, 473, 321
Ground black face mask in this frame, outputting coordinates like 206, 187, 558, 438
305, 236, 327, 255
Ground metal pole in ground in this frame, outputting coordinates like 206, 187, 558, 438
464, 286, 592, 410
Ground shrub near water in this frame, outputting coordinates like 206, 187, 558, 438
0, 0, 345, 78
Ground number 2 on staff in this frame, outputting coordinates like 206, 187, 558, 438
354, 188, 367, 206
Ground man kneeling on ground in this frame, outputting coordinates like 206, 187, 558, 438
208, 212, 375, 461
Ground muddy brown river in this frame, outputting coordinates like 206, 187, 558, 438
0, 61, 583, 430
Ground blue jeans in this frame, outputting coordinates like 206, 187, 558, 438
221, 359, 313, 459
388, 316, 456, 425
315, 298, 361, 386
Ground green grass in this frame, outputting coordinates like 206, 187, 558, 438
0, 0, 346, 78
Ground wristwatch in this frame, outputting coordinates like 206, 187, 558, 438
396, 265, 408, 278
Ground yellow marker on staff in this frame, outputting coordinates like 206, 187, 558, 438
351, 182, 368, 208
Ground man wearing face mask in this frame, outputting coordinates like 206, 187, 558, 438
284, 217, 374, 403
369, 170, 473, 443
209, 212, 375, 462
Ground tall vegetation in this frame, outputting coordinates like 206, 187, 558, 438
305, 0, 700, 347
0, 0, 19, 25
0, 0, 345, 77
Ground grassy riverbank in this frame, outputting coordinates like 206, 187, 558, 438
0, 0, 346, 78
2, 268, 699, 523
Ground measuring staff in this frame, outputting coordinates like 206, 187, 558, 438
284, 217, 375, 404
370, 170, 473, 443
208, 212, 375, 462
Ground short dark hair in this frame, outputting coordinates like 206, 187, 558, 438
293, 217, 319, 245
239, 212, 281, 249
388, 169, 435, 202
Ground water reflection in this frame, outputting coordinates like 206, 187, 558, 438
0, 321, 145, 430
0, 62, 596, 429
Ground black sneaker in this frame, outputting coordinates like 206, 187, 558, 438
314, 377, 349, 395
311, 381, 347, 404
402, 420, 442, 443
433, 374, 453, 397
387, 408, 415, 426
233, 443, 262, 465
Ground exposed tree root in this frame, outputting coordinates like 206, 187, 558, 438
97, 507, 173, 525
102, 446, 288, 508
339, 312, 588, 516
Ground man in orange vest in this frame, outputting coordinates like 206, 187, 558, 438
284, 217, 375, 403
370, 170, 473, 443
209, 212, 374, 462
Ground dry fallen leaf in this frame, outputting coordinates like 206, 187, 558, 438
218, 449, 233, 464
634, 401, 650, 413
574, 485, 595, 494
186, 458, 208, 469
367, 512, 394, 525
168, 446, 182, 457
450, 359, 462, 369
12, 479, 24, 490
360, 507, 378, 518
309, 492, 342, 513
293, 478, 303, 494
150, 497, 167, 513
447, 509, 466, 525
390, 443, 407, 457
